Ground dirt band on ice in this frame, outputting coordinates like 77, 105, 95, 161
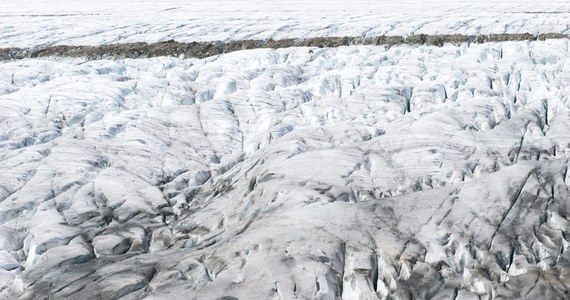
1, 32, 568, 61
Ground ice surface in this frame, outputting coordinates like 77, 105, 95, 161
2, 1, 570, 299
1, 38, 570, 298
1, 1, 570, 48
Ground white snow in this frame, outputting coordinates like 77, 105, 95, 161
1, 0, 570, 47
1, 1, 570, 299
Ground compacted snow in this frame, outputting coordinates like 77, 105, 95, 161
1, 1, 570, 300
1, 0, 570, 48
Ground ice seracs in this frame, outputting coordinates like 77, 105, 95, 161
1, 38, 570, 298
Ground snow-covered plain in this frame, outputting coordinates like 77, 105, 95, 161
1, 0, 570, 48
2, 1, 570, 300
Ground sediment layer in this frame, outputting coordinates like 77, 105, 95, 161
0, 32, 567, 60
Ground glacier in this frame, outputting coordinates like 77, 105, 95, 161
2, 0, 570, 48
1, 1, 570, 299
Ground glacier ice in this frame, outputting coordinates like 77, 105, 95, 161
1, 39, 570, 299
2, 0, 570, 48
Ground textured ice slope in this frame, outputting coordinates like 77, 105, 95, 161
2, 0, 570, 47
1, 39, 570, 299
